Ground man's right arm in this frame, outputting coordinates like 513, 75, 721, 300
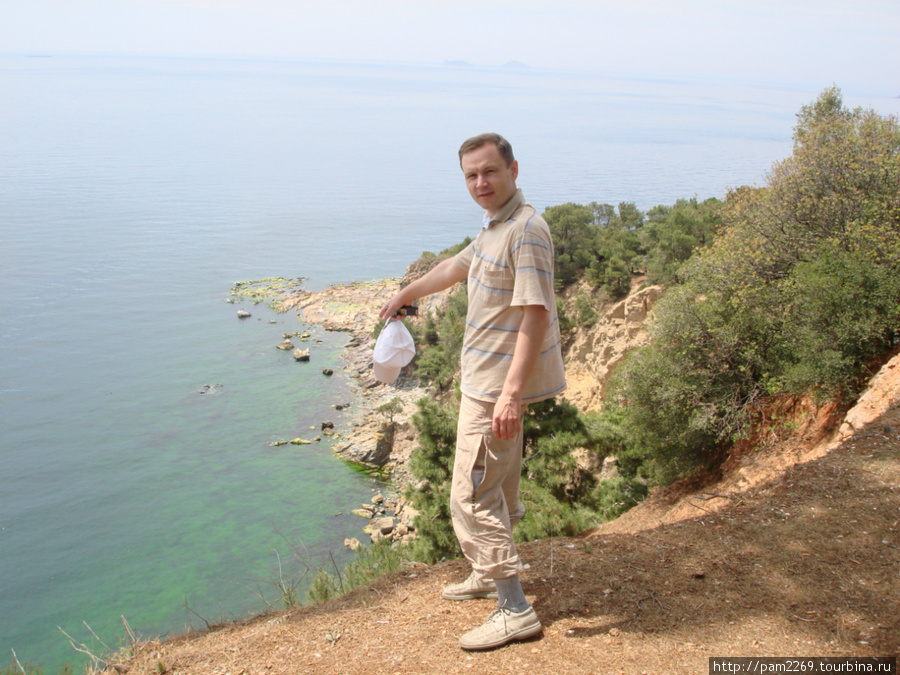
379, 257, 468, 321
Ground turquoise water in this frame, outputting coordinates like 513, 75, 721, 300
2, 54, 898, 672
2, 293, 377, 668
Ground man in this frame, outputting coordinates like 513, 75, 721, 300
379, 133, 566, 650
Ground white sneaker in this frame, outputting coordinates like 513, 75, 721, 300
459, 606, 542, 650
441, 572, 498, 601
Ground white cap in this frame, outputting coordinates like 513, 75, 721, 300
373, 320, 415, 384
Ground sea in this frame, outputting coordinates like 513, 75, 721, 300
1, 53, 897, 672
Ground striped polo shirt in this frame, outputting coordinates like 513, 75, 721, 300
453, 189, 567, 404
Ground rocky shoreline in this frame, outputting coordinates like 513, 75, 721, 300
277, 279, 430, 545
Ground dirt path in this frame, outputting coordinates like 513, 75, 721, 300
113, 402, 899, 675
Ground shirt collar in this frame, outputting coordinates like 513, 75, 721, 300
482, 189, 525, 229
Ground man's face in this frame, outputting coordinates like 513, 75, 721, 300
461, 142, 518, 217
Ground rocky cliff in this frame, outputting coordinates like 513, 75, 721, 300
560, 278, 664, 411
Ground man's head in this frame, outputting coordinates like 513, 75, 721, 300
458, 133, 515, 168
459, 133, 519, 217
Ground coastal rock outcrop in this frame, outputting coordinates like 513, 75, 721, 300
280, 279, 401, 333
350, 491, 419, 545
331, 381, 424, 486
279, 277, 439, 488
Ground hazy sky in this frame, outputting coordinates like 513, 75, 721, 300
1, 0, 897, 92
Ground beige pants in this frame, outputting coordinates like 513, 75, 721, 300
450, 394, 526, 580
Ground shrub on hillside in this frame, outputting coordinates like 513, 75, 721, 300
544, 201, 647, 297
403, 396, 646, 560
307, 541, 406, 604
641, 197, 721, 285
411, 286, 468, 392
605, 87, 900, 483
404, 398, 462, 564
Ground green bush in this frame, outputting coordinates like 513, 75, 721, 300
544, 201, 649, 297
522, 398, 596, 502
544, 202, 598, 290
409, 286, 468, 392
573, 289, 599, 327
777, 245, 900, 397
514, 477, 599, 541
591, 477, 649, 521
307, 541, 406, 604
307, 567, 342, 604
404, 398, 462, 564
642, 197, 721, 285
403, 395, 628, 559
603, 87, 900, 485
556, 296, 575, 341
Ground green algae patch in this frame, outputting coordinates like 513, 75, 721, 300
229, 277, 306, 311
337, 451, 391, 481
325, 300, 362, 314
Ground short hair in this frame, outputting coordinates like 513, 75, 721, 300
458, 133, 515, 167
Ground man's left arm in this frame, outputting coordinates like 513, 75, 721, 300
492, 304, 551, 440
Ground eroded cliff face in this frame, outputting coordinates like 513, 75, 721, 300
561, 279, 665, 411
